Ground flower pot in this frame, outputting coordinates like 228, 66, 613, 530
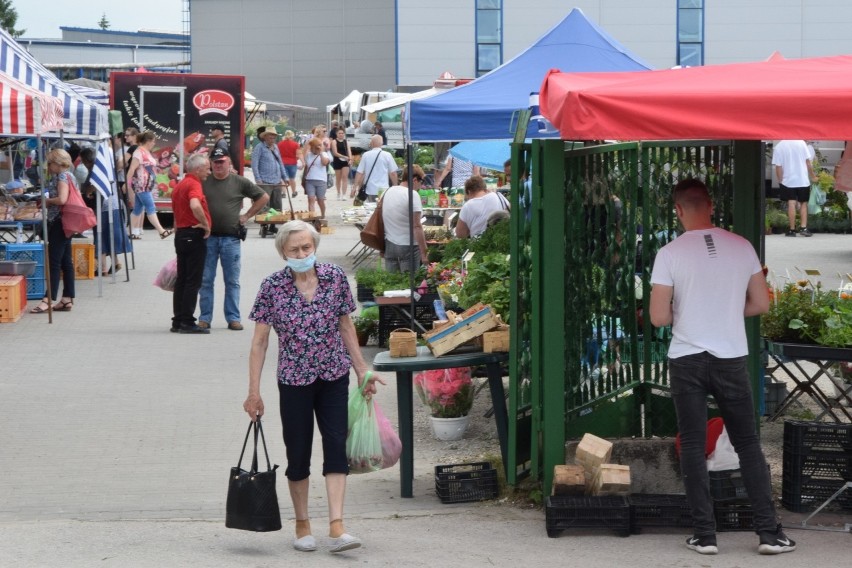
430, 415, 470, 441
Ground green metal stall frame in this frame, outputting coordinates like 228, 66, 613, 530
506, 138, 764, 496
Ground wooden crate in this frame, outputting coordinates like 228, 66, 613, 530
422, 304, 499, 357
552, 464, 586, 496
590, 464, 631, 496
72, 243, 95, 280
482, 325, 509, 353
0, 275, 26, 323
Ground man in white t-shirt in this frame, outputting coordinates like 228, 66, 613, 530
352, 135, 398, 202
649, 179, 794, 557
771, 140, 816, 237
380, 165, 428, 273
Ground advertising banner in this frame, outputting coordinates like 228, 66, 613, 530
110, 72, 245, 208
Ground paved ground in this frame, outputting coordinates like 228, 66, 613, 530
0, 197, 849, 566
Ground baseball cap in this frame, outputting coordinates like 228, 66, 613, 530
210, 147, 229, 160
210, 123, 226, 133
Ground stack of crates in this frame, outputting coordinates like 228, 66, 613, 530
782, 420, 852, 512
0, 243, 45, 299
708, 468, 758, 531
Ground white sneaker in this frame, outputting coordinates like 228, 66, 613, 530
293, 535, 316, 552
329, 533, 361, 553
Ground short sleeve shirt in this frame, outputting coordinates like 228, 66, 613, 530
650, 228, 762, 359
249, 263, 356, 386
171, 174, 211, 229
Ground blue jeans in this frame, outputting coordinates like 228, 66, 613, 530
669, 352, 778, 536
199, 235, 241, 324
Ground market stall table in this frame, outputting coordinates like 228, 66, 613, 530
373, 346, 510, 498
765, 341, 852, 422
0, 219, 41, 243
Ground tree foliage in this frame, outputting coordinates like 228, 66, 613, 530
0, 0, 25, 38
98, 13, 110, 30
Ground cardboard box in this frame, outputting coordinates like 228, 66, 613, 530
552, 464, 585, 496
590, 464, 631, 495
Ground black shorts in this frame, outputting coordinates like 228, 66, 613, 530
779, 184, 810, 203
332, 159, 349, 171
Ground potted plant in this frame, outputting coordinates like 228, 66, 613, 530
353, 306, 379, 346
414, 367, 476, 440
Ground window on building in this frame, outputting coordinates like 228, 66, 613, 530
476, 0, 502, 76
677, 0, 703, 66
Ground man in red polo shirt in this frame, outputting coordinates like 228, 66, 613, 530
170, 154, 212, 334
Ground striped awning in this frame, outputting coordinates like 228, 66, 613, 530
0, 71, 64, 135
0, 27, 108, 137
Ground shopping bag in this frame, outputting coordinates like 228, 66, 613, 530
225, 419, 282, 532
374, 401, 401, 469
153, 257, 178, 291
346, 379, 383, 474
359, 197, 385, 252
61, 178, 97, 237
807, 183, 826, 215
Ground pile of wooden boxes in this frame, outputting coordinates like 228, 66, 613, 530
554, 433, 631, 497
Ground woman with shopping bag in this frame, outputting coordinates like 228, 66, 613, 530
243, 219, 385, 554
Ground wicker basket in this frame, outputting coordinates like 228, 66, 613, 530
423, 304, 499, 357
389, 328, 417, 357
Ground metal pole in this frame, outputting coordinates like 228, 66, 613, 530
406, 143, 415, 329
37, 136, 52, 323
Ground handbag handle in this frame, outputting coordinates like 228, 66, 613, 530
236, 418, 274, 474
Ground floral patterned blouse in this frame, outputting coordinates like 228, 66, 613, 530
250, 262, 356, 386
47, 170, 74, 222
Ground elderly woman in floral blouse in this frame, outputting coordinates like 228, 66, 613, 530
243, 219, 383, 554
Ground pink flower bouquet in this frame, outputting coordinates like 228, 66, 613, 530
414, 367, 475, 418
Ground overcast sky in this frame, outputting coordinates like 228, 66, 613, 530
14, 1, 184, 38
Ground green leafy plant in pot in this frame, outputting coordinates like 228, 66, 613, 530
353, 306, 379, 346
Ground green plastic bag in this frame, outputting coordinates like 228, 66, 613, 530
808, 183, 826, 215
346, 375, 383, 474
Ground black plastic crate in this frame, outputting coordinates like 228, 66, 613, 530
377, 302, 437, 347
435, 462, 498, 504
356, 284, 374, 303
782, 478, 852, 512
709, 469, 748, 501
710, 465, 773, 502
783, 448, 852, 482
628, 493, 693, 532
545, 495, 631, 538
784, 420, 852, 452
714, 500, 755, 532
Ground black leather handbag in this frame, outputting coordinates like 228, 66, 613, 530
225, 419, 282, 532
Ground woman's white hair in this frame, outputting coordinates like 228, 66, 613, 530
274, 219, 320, 258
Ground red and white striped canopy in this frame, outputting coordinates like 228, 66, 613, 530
0, 71, 64, 136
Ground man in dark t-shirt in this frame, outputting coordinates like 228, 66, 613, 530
198, 147, 269, 331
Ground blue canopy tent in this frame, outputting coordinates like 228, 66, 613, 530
404, 8, 651, 143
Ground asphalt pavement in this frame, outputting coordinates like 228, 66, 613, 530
0, 200, 849, 567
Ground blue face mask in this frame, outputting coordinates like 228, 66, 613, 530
287, 253, 316, 273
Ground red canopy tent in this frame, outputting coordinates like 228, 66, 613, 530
0, 72, 64, 135
539, 55, 852, 141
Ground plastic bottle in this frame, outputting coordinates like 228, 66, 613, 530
15, 222, 23, 244
438, 190, 449, 208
